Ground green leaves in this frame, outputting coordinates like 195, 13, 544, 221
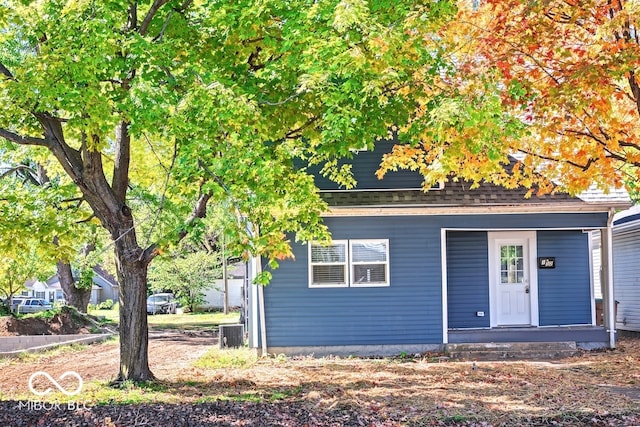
0, 0, 462, 280
148, 250, 222, 310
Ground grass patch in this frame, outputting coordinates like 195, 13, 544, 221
87, 307, 241, 332
87, 307, 119, 324
16, 307, 62, 320
216, 392, 264, 403
207, 387, 303, 404
147, 311, 241, 331
14, 343, 91, 363
194, 347, 257, 369
79, 380, 178, 406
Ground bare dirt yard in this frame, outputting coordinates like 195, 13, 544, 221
0, 307, 97, 336
1, 315, 640, 426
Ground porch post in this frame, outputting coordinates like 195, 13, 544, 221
249, 258, 259, 349
441, 229, 448, 344
600, 209, 616, 349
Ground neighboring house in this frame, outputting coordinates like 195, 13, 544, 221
201, 263, 246, 310
247, 142, 631, 356
610, 205, 640, 332
24, 266, 119, 305
91, 265, 120, 304
22, 277, 65, 304
202, 279, 244, 309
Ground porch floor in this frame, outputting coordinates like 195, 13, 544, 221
448, 325, 610, 348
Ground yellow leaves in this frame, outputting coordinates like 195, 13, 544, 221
332, 0, 370, 33
369, 36, 389, 55
347, 44, 367, 67
438, 0, 640, 196
60, 0, 86, 16
297, 72, 329, 95
429, 98, 463, 126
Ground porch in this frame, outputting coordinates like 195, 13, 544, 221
448, 325, 610, 349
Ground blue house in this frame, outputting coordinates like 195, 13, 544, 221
247, 142, 631, 356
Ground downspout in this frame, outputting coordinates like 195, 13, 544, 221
254, 222, 267, 355
257, 263, 268, 356
605, 208, 616, 349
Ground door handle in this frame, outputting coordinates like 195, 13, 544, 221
525, 286, 530, 294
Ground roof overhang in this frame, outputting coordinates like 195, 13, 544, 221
323, 202, 632, 217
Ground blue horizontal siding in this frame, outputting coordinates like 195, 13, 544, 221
308, 142, 425, 190
447, 231, 490, 328
537, 230, 592, 325
264, 216, 443, 347
264, 214, 603, 347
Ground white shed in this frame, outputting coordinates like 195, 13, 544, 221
201, 278, 244, 309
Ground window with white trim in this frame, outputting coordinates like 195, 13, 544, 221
350, 240, 389, 287
309, 240, 348, 287
309, 239, 390, 288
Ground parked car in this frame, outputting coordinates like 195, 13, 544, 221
10, 298, 25, 311
14, 298, 53, 314
146, 293, 177, 314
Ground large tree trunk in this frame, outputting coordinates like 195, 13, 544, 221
56, 261, 91, 312
111, 206, 154, 383
115, 256, 152, 382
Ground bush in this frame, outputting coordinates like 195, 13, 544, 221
0, 304, 10, 316
98, 299, 115, 310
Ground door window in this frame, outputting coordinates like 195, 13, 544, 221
500, 244, 524, 284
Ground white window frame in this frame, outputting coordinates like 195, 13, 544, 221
308, 239, 390, 288
350, 239, 390, 287
308, 240, 349, 288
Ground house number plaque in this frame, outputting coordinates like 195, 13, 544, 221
538, 257, 556, 269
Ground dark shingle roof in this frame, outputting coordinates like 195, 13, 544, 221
308, 142, 630, 210
321, 179, 627, 208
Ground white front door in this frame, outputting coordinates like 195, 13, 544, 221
489, 231, 538, 326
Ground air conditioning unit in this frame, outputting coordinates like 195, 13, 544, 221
219, 324, 245, 349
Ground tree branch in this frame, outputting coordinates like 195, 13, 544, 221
629, 70, 640, 115
76, 214, 96, 224
0, 128, 48, 146
112, 121, 131, 204
177, 189, 212, 242
0, 165, 37, 180
127, 1, 138, 31
152, 0, 194, 42
258, 91, 301, 106
285, 116, 320, 139
0, 61, 14, 80
143, 136, 178, 246
142, 158, 213, 264
139, 0, 171, 36
557, 127, 635, 166
32, 112, 84, 184
517, 146, 597, 172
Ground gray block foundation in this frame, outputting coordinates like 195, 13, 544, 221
0, 334, 113, 357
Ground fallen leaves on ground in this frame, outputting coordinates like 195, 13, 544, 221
1, 333, 639, 426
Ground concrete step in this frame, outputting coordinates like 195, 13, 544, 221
445, 341, 578, 361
